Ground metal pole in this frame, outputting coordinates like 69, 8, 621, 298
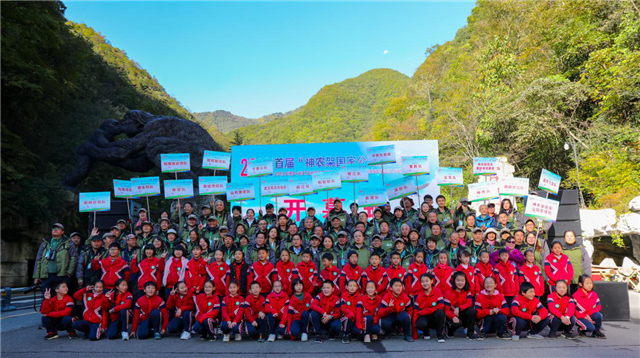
415, 176, 421, 208
175, 172, 181, 208
93, 211, 96, 228
126, 198, 132, 224
275, 196, 278, 213
380, 164, 385, 186
303, 196, 307, 211
353, 183, 357, 206
571, 139, 585, 208
212, 169, 217, 204
259, 177, 262, 210
146, 196, 151, 220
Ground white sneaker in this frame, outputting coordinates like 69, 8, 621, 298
235, 334, 242, 341
423, 335, 431, 340
301, 333, 308, 342
223, 334, 230, 342
277, 334, 284, 340
512, 335, 520, 341
364, 334, 371, 343
527, 333, 544, 340
121, 332, 129, 341
267, 334, 276, 342
180, 331, 191, 340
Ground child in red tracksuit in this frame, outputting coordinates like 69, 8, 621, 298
186, 245, 208, 294
509, 282, 549, 340
547, 280, 576, 338
405, 251, 428, 298
167, 281, 195, 339
275, 249, 297, 295
91, 243, 130, 290
412, 273, 444, 342
357, 281, 382, 343
251, 247, 277, 297
131, 281, 169, 340
385, 252, 407, 287
72, 280, 109, 341
244, 281, 268, 341
320, 253, 341, 291
282, 279, 312, 341
131, 244, 165, 298
445, 271, 477, 340
340, 251, 364, 293
309, 280, 342, 343
163, 246, 190, 300
433, 252, 454, 295
41, 282, 75, 340
207, 249, 230, 299
518, 249, 544, 297
493, 248, 518, 306
264, 280, 289, 342
193, 280, 221, 341
574, 274, 605, 338
544, 241, 574, 291
105, 278, 133, 340
221, 280, 246, 341
340, 279, 361, 343
474, 251, 495, 294
475, 276, 510, 339
296, 249, 319, 295
362, 253, 388, 296
378, 278, 414, 342
455, 251, 477, 296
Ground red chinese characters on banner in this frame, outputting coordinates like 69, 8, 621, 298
322, 197, 345, 218
284, 199, 306, 221
83, 200, 107, 205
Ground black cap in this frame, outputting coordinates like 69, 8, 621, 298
108, 242, 121, 250
333, 198, 342, 204
265, 203, 274, 209
91, 235, 103, 242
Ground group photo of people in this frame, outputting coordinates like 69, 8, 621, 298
34, 194, 602, 345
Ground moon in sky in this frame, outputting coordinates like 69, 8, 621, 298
383, 50, 389, 55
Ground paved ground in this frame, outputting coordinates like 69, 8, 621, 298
2, 292, 639, 358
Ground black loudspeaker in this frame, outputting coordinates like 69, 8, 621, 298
533, 189, 584, 246
593, 281, 630, 321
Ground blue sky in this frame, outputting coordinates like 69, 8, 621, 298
65, 1, 475, 118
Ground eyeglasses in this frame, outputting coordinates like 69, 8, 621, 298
506, 241, 515, 244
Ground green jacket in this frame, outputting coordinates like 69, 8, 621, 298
34, 236, 78, 279
563, 245, 591, 284
350, 244, 372, 269
435, 207, 455, 235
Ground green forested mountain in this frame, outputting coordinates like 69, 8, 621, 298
0, 1, 227, 238
194, 109, 298, 134
234, 69, 410, 144
370, 0, 639, 213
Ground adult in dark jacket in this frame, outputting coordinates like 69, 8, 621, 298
33, 223, 78, 297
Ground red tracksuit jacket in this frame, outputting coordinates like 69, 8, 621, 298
433, 264, 454, 295
265, 291, 289, 323
251, 261, 276, 294
378, 291, 413, 322
186, 257, 208, 293
206, 261, 230, 297
91, 256, 130, 289
444, 289, 473, 320
356, 294, 381, 329
320, 266, 341, 293
474, 261, 496, 294
131, 256, 164, 290
544, 254, 574, 286
73, 288, 109, 328
340, 264, 364, 293
167, 292, 195, 316
41, 294, 74, 318
511, 295, 549, 321
455, 263, 477, 295
221, 294, 245, 323
310, 293, 341, 320
275, 260, 298, 295
412, 287, 444, 339
193, 293, 220, 323
284, 292, 313, 335
547, 292, 576, 319
493, 260, 518, 297
108, 291, 133, 322
362, 265, 388, 296
518, 263, 545, 297
404, 262, 428, 296
340, 291, 361, 322
163, 257, 190, 289
244, 294, 265, 323
385, 265, 407, 285
474, 289, 510, 319
573, 288, 601, 319
295, 261, 319, 295
132, 294, 169, 332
